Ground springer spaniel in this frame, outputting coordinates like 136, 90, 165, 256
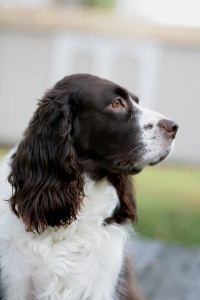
0, 74, 178, 300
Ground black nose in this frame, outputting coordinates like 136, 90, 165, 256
158, 119, 179, 139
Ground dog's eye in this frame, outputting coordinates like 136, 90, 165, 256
112, 98, 122, 108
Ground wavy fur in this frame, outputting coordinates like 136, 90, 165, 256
8, 80, 84, 233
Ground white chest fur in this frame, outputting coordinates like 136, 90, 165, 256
0, 160, 127, 300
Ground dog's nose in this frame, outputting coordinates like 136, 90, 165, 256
158, 119, 179, 139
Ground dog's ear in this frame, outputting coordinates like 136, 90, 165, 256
8, 82, 84, 233
107, 174, 137, 224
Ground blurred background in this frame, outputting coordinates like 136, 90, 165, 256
0, 0, 200, 246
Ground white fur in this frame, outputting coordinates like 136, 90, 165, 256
0, 151, 127, 300
130, 97, 173, 168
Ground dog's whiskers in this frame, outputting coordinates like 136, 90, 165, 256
127, 145, 143, 156
136, 147, 145, 157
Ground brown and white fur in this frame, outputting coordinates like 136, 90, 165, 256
0, 74, 178, 300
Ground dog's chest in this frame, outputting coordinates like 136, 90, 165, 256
30, 179, 127, 300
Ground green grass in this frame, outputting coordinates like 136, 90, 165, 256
0, 148, 10, 161
83, 0, 116, 10
134, 165, 200, 245
1, 148, 200, 245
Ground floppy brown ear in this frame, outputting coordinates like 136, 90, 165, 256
8, 84, 84, 233
107, 174, 137, 224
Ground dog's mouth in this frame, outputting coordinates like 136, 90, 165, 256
149, 149, 171, 166
148, 140, 174, 166
133, 141, 174, 170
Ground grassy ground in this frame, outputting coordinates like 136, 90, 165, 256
1, 148, 200, 245
0, 147, 10, 159
134, 165, 200, 245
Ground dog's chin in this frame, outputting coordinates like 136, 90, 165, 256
149, 151, 170, 166
130, 167, 143, 175
148, 145, 173, 167
133, 144, 173, 171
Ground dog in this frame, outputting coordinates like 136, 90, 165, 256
0, 74, 178, 300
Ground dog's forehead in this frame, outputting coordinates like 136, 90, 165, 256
129, 92, 139, 104
91, 78, 139, 105
73, 75, 139, 108
85, 77, 120, 92
84, 79, 130, 102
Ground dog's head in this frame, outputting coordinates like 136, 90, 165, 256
8, 74, 178, 232
71, 75, 178, 177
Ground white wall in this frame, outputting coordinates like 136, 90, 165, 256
154, 46, 200, 163
0, 31, 51, 143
